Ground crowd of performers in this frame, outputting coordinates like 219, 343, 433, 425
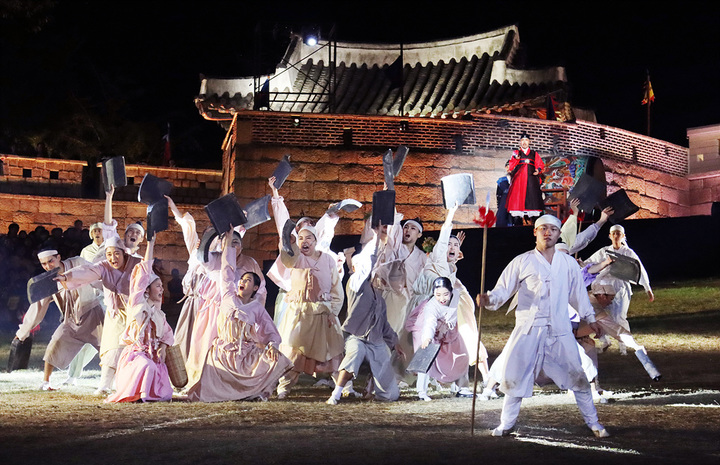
12, 149, 660, 438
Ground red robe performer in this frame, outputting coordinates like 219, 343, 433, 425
505, 132, 545, 220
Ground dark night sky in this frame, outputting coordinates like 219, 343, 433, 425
3, 1, 720, 166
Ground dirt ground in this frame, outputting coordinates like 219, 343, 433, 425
1, 311, 719, 465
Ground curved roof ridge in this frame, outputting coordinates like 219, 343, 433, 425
286, 25, 519, 68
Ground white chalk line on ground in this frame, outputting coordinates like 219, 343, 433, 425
512, 434, 642, 456
62, 410, 250, 444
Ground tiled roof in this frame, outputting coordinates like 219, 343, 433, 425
195, 25, 568, 120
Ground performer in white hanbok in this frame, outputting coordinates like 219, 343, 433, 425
407, 277, 472, 401
57, 236, 142, 395
477, 214, 610, 438
184, 228, 266, 390
166, 196, 207, 363
15, 249, 103, 391
586, 224, 654, 354
102, 185, 145, 258
404, 204, 487, 391
106, 237, 174, 403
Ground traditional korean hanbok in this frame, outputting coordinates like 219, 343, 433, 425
403, 207, 485, 373
63, 252, 142, 374
106, 260, 174, 403
275, 240, 345, 395
586, 243, 652, 333
186, 240, 292, 402
505, 148, 545, 218
406, 289, 469, 383
170, 211, 204, 363
184, 244, 265, 389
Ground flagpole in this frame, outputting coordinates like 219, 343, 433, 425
400, 42, 404, 116
646, 70, 651, 136
470, 221, 489, 436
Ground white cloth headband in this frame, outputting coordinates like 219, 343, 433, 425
534, 214, 561, 229
37, 249, 59, 260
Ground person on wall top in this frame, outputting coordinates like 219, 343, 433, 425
505, 132, 546, 225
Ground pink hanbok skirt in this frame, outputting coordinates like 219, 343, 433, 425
406, 300, 470, 384
105, 345, 173, 403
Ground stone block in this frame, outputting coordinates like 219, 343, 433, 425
396, 166, 427, 185
625, 176, 645, 194
306, 163, 339, 182
660, 187, 681, 204
38, 201, 63, 214
689, 188, 712, 205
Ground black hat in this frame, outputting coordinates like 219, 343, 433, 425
520, 131, 530, 140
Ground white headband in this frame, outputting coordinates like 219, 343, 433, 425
297, 224, 317, 239
126, 222, 145, 234
104, 236, 127, 252
534, 214, 561, 229
404, 220, 423, 234
37, 249, 59, 260
610, 224, 625, 234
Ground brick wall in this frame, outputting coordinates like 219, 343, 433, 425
0, 155, 87, 197
239, 112, 689, 176
0, 154, 223, 205
226, 112, 718, 264
0, 192, 214, 285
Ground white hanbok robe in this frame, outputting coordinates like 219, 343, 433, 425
587, 244, 651, 332
485, 248, 597, 398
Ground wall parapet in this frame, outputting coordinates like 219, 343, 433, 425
233, 112, 688, 176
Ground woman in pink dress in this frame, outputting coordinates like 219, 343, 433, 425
183, 226, 267, 390
186, 229, 292, 402
106, 237, 174, 403
406, 277, 471, 401
275, 224, 345, 398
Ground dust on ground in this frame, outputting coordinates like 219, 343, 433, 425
1, 311, 719, 465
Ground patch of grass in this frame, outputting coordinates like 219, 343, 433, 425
628, 277, 720, 318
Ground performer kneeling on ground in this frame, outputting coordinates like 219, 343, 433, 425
407, 277, 473, 401
186, 228, 292, 402
106, 236, 174, 403
477, 214, 610, 438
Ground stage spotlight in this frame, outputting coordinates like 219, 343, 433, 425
305, 35, 318, 46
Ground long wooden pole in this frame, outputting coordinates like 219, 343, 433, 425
470, 223, 489, 436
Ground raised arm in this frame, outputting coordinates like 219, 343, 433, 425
166, 195, 200, 255
429, 203, 458, 270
